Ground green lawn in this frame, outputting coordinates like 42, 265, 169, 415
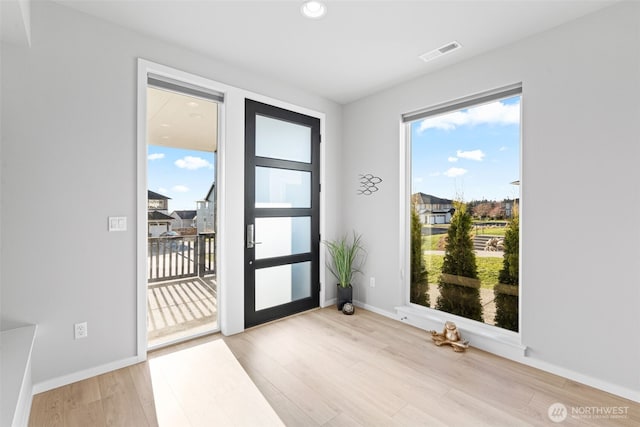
472, 227, 507, 236
422, 226, 507, 250
424, 254, 503, 289
422, 234, 444, 250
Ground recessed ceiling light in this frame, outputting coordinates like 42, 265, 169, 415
161, 136, 170, 139
301, 1, 326, 19
160, 123, 170, 127
189, 113, 203, 119
186, 101, 199, 107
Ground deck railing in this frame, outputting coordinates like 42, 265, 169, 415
148, 233, 215, 283
198, 232, 215, 277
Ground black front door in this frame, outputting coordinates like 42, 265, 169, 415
244, 99, 320, 328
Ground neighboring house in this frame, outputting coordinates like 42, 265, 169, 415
148, 190, 170, 213
504, 199, 519, 219
412, 192, 454, 225
170, 210, 197, 229
196, 183, 215, 234
148, 190, 173, 236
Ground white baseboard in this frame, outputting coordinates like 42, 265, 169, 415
321, 297, 336, 308
522, 357, 640, 403
353, 300, 397, 319
394, 304, 640, 403
32, 355, 144, 395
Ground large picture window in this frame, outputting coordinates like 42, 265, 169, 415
405, 85, 521, 332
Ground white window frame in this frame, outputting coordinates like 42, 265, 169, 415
398, 84, 525, 359
137, 59, 227, 357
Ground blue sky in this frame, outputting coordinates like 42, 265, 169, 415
411, 96, 521, 202
148, 146, 215, 211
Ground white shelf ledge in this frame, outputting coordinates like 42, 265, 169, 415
395, 305, 526, 359
1, 325, 37, 427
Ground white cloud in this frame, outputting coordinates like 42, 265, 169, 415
428, 172, 441, 177
172, 185, 190, 193
448, 156, 458, 162
456, 149, 485, 161
158, 187, 168, 193
444, 167, 467, 178
175, 156, 213, 170
418, 100, 520, 132
499, 146, 508, 151
148, 153, 165, 160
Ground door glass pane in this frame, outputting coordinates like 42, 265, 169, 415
255, 115, 311, 163
255, 217, 310, 260
255, 262, 311, 311
256, 167, 311, 208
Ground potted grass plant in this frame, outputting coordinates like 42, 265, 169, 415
324, 232, 365, 310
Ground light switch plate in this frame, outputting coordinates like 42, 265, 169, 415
108, 216, 127, 231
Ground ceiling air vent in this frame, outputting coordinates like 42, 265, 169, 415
419, 41, 462, 63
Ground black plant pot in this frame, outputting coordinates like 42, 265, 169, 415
337, 285, 353, 310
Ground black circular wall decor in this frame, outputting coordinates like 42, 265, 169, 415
357, 174, 383, 196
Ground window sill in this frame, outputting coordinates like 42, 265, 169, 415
395, 304, 526, 360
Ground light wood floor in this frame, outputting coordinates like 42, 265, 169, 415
29, 307, 639, 426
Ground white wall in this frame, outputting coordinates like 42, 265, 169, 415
0, 0, 342, 388
342, 2, 640, 398
0, 11, 4, 339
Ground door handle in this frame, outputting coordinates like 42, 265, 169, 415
247, 224, 255, 248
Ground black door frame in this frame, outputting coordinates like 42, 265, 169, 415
244, 99, 321, 328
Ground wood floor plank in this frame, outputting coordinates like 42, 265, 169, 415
441, 387, 536, 427
64, 400, 106, 427
229, 335, 339, 425
29, 307, 640, 427
62, 377, 101, 411
29, 387, 64, 427
239, 366, 319, 427
390, 403, 450, 427
98, 368, 150, 427
127, 362, 159, 427
322, 411, 366, 427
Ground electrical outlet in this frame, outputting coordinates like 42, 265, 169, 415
370, 277, 375, 288
74, 322, 88, 339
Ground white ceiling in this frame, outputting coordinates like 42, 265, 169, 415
55, 0, 617, 104
147, 87, 218, 152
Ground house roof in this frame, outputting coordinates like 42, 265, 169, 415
204, 183, 215, 201
148, 211, 174, 221
148, 190, 171, 200
172, 210, 197, 220
412, 193, 453, 205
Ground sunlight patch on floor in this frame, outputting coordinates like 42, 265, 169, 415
149, 340, 283, 426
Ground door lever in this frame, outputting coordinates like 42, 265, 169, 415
247, 224, 255, 249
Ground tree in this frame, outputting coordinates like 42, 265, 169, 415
472, 202, 493, 219
488, 203, 505, 220
410, 205, 429, 307
495, 207, 519, 331
436, 201, 484, 321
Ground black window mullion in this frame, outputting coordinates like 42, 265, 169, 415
255, 157, 313, 171
254, 208, 312, 218
254, 253, 312, 270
